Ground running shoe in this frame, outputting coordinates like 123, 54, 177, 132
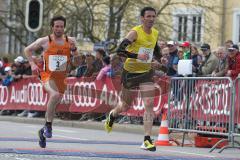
140, 139, 156, 152
38, 128, 46, 148
104, 111, 115, 133
43, 126, 52, 138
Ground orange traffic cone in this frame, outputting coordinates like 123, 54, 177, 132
155, 112, 172, 146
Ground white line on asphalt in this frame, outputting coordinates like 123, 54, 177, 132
161, 149, 216, 158
16, 158, 31, 160
54, 134, 88, 140
54, 129, 77, 133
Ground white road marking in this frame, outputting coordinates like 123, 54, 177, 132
54, 134, 88, 140
16, 158, 31, 160
54, 129, 76, 133
161, 149, 216, 158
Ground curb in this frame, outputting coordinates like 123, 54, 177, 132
0, 116, 160, 135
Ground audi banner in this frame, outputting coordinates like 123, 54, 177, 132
0, 76, 169, 117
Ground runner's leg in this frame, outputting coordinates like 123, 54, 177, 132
38, 80, 62, 148
105, 86, 133, 133
139, 82, 156, 151
43, 79, 62, 123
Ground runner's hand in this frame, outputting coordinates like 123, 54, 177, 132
30, 61, 40, 75
70, 42, 77, 53
151, 60, 160, 69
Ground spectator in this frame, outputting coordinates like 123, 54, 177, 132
226, 44, 240, 80
107, 54, 123, 77
224, 40, 233, 50
0, 60, 5, 79
2, 66, 14, 86
153, 47, 169, 76
0, 66, 14, 116
12, 56, 25, 80
69, 54, 86, 77
158, 39, 167, 50
17, 60, 41, 118
197, 43, 218, 76
181, 41, 191, 59
166, 41, 179, 76
157, 40, 167, 58
84, 54, 95, 77
211, 46, 228, 77
93, 49, 106, 73
191, 45, 202, 75
177, 47, 184, 60
2, 57, 10, 68
96, 56, 111, 80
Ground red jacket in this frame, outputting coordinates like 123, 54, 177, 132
228, 53, 240, 80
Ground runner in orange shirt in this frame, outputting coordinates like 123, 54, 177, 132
24, 16, 78, 148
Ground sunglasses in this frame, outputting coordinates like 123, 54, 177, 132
228, 49, 235, 52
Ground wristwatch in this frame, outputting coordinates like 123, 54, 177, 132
71, 47, 77, 52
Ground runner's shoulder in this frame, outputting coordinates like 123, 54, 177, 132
35, 36, 49, 45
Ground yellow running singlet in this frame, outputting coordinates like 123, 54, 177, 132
124, 25, 158, 73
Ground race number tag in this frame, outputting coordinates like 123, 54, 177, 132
137, 47, 153, 63
48, 55, 67, 71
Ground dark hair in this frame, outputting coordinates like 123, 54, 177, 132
225, 40, 233, 44
50, 16, 66, 27
140, 7, 156, 17
103, 56, 110, 65
96, 49, 106, 57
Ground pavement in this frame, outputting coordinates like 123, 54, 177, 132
0, 115, 240, 160
0, 115, 157, 135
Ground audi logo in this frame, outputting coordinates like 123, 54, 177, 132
27, 83, 48, 106
73, 82, 97, 107
0, 85, 8, 105
132, 83, 162, 111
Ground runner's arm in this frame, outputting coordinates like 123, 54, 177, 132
24, 38, 44, 73
69, 37, 78, 56
116, 30, 138, 59
153, 42, 161, 60
24, 38, 43, 64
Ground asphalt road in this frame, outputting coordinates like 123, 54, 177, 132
0, 118, 239, 160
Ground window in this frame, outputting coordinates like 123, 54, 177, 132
172, 8, 203, 43
232, 9, 240, 43
192, 16, 202, 42
178, 16, 188, 41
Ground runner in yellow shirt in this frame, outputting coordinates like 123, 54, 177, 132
105, 7, 160, 152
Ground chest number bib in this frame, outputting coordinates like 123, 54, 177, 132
137, 47, 153, 63
49, 55, 67, 71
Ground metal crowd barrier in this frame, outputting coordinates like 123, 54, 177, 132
167, 77, 240, 153
214, 77, 240, 153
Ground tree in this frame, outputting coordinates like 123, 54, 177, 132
0, 0, 225, 55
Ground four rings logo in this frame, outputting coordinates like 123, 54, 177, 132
28, 83, 48, 106
0, 85, 8, 105
133, 83, 162, 111
73, 82, 97, 107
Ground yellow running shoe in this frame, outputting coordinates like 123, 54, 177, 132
140, 139, 156, 152
104, 111, 115, 133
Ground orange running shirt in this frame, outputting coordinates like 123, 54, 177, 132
40, 36, 71, 93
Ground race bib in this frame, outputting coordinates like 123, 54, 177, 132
137, 47, 153, 63
48, 55, 67, 71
